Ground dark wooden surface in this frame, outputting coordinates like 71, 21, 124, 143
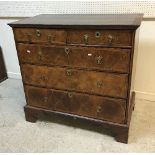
10, 14, 143, 143
67, 29, 132, 45
17, 43, 131, 73
24, 105, 130, 143
8, 14, 143, 28
25, 85, 126, 124
21, 64, 128, 99
0, 47, 7, 82
14, 28, 66, 44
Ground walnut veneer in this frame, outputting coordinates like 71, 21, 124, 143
9, 14, 143, 143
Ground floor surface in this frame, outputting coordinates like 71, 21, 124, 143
0, 79, 155, 152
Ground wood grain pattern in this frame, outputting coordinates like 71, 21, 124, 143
67, 29, 132, 46
14, 28, 66, 44
22, 64, 128, 98
9, 14, 143, 143
8, 14, 143, 28
25, 85, 126, 124
17, 43, 131, 73
21, 64, 48, 87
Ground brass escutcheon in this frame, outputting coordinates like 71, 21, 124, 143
64, 47, 70, 55
95, 31, 101, 38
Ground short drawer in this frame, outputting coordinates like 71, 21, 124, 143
67, 29, 132, 46
21, 64, 128, 98
25, 86, 126, 124
17, 44, 130, 73
14, 28, 66, 44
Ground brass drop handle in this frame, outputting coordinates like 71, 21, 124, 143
64, 47, 70, 55
47, 34, 52, 43
84, 34, 88, 44
36, 29, 41, 37
68, 92, 73, 98
96, 81, 103, 88
96, 56, 103, 65
97, 105, 102, 113
66, 69, 72, 76
108, 34, 113, 44
40, 75, 47, 81
38, 48, 42, 60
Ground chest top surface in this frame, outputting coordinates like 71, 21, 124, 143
9, 14, 143, 29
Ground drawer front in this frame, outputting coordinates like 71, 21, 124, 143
68, 46, 130, 73
25, 85, 48, 108
14, 28, 66, 44
25, 86, 126, 124
17, 44, 69, 66
22, 64, 128, 98
17, 44, 130, 73
67, 30, 132, 46
21, 64, 48, 87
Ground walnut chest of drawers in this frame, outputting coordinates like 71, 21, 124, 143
9, 14, 143, 143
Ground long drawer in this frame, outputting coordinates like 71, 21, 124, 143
21, 64, 128, 98
17, 44, 130, 73
25, 85, 126, 124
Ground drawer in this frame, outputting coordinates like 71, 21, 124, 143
25, 86, 126, 124
14, 28, 66, 44
22, 64, 128, 98
17, 44, 130, 73
67, 30, 132, 46
17, 44, 69, 66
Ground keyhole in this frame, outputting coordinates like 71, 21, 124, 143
95, 32, 101, 38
